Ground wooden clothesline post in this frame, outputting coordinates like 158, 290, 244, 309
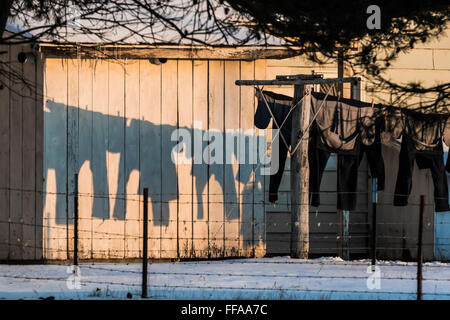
235, 75, 360, 259
291, 84, 312, 258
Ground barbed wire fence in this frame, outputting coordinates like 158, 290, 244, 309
1, 180, 450, 300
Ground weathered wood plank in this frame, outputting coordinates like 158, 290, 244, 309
177, 60, 194, 258
0, 44, 10, 260
124, 60, 141, 258
107, 61, 126, 259
253, 59, 266, 257
192, 60, 209, 258
239, 60, 255, 257
77, 58, 93, 259
266, 233, 291, 255
91, 59, 110, 259
224, 60, 241, 256
43, 58, 68, 260
9, 44, 24, 260
22, 46, 37, 260
208, 60, 225, 258
66, 58, 79, 261
40, 44, 302, 61
35, 48, 44, 260
139, 60, 162, 259
161, 60, 179, 259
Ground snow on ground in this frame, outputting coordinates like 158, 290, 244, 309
1, 256, 450, 300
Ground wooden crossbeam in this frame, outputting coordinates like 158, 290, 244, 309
235, 76, 360, 86
276, 74, 323, 81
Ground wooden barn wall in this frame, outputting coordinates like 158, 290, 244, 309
10, 35, 447, 261
43, 57, 266, 260
0, 43, 44, 261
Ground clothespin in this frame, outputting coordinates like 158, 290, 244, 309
371, 97, 375, 109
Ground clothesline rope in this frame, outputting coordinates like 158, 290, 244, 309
255, 84, 335, 158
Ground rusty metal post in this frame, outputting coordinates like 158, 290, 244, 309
142, 187, 149, 298
74, 173, 78, 266
371, 178, 377, 266
417, 195, 425, 300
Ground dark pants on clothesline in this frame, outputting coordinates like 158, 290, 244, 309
309, 127, 385, 211
309, 135, 331, 208
268, 139, 290, 203
254, 90, 293, 203
394, 137, 450, 212
309, 148, 361, 211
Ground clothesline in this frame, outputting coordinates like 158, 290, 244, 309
253, 84, 450, 213
255, 84, 337, 157
235, 76, 361, 86
255, 86, 450, 154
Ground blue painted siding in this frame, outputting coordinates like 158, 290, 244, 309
434, 150, 450, 261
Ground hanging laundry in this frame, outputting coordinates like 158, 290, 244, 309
394, 111, 450, 212
254, 89, 385, 209
308, 124, 331, 208
254, 90, 293, 203
335, 116, 386, 210
311, 92, 376, 153
309, 92, 385, 211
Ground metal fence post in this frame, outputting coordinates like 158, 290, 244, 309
372, 178, 377, 266
417, 195, 425, 301
142, 187, 149, 298
74, 173, 78, 266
